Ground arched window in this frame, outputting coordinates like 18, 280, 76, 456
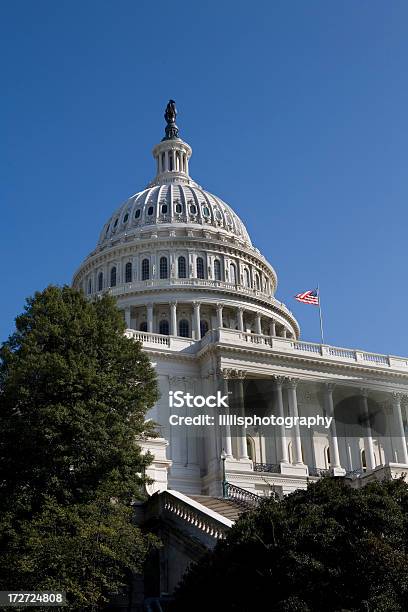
179, 319, 189, 338
244, 268, 250, 287
87, 278, 92, 294
110, 266, 116, 287
139, 322, 147, 332
200, 320, 209, 338
229, 263, 236, 284
214, 259, 221, 281
160, 256, 168, 279
125, 262, 132, 283
196, 257, 205, 279
141, 258, 150, 281
98, 272, 103, 292
324, 446, 331, 469
175, 202, 182, 213
178, 256, 187, 278
255, 274, 261, 291
159, 320, 169, 335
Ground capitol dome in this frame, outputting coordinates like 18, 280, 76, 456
73, 101, 300, 340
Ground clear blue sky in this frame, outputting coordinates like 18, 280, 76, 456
1, 1, 407, 355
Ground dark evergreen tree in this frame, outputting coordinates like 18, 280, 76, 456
0, 286, 159, 609
173, 477, 408, 612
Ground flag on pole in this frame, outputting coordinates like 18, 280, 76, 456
294, 289, 319, 305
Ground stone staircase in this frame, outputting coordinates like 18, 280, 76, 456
188, 494, 245, 521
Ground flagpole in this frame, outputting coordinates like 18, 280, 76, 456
317, 283, 325, 345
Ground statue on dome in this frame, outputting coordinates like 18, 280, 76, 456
163, 99, 179, 140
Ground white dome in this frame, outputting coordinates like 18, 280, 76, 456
98, 183, 252, 247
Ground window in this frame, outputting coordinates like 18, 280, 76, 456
215, 209, 222, 220
105, 224, 110, 235
110, 266, 116, 287
175, 203, 182, 213
169, 153, 173, 171
244, 268, 250, 287
190, 204, 197, 214
125, 262, 132, 283
325, 446, 331, 469
147, 206, 154, 216
135, 209, 141, 219
87, 278, 92, 294
161, 152, 165, 170
178, 256, 187, 278
255, 274, 261, 291
161, 204, 168, 214
229, 263, 236, 284
159, 320, 169, 335
141, 259, 150, 280
200, 320, 209, 338
196, 257, 205, 279
139, 322, 147, 332
202, 206, 210, 217
246, 436, 255, 461
98, 272, 103, 291
179, 319, 189, 337
114, 218, 118, 227
361, 449, 367, 472
160, 256, 168, 279
123, 213, 129, 223
214, 259, 221, 281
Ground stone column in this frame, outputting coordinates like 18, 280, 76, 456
216, 303, 223, 328
147, 303, 153, 333
222, 376, 233, 457
237, 307, 244, 332
170, 301, 177, 336
361, 389, 376, 470
269, 320, 276, 337
324, 383, 345, 475
255, 313, 262, 335
275, 377, 289, 464
392, 392, 408, 464
124, 306, 131, 329
286, 380, 304, 465
282, 328, 287, 339
237, 378, 249, 459
193, 301, 201, 340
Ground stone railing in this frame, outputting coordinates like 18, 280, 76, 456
254, 462, 280, 474
161, 490, 233, 539
124, 329, 195, 351
225, 483, 262, 509
309, 467, 331, 477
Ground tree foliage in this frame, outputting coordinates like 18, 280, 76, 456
173, 477, 408, 612
0, 286, 159, 609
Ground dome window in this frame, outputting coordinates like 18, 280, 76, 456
160, 256, 168, 279
105, 224, 110, 235
189, 204, 197, 214
161, 204, 168, 214
123, 213, 129, 223
230, 263, 237, 284
147, 206, 154, 216
215, 210, 222, 220
179, 319, 190, 338
125, 262, 132, 283
98, 272, 103, 292
178, 256, 187, 278
135, 209, 141, 219
175, 203, 182, 213
214, 259, 222, 281
141, 258, 150, 281
202, 206, 210, 217
114, 218, 118, 228
110, 266, 117, 287
196, 257, 205, 279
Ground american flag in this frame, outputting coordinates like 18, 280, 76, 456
295, 289, 319, 305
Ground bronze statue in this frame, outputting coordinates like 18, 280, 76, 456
164, 99, 177, 124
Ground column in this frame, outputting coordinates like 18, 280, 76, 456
216, 303, 223, 328
222, 377, 233, 457
324, 383, 345, 475
193, 301, 201, 340
282, 328, 287, 339
147, 303, 153, 333
237, 378, 249, 459
255, 313, 262, 335
392, 392, 408, 464
286, 380, 304, 465
170, 301, 177, 336
361, 389, 375, 470
269, 320, 276, 337
124, 306, 131, 329
275, 377, 289, 463
237, 307, 244, 332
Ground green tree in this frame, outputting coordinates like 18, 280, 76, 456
173, 477, 408, 612
0, 286, 159, 609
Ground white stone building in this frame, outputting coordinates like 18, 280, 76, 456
72, 103, 408, 600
